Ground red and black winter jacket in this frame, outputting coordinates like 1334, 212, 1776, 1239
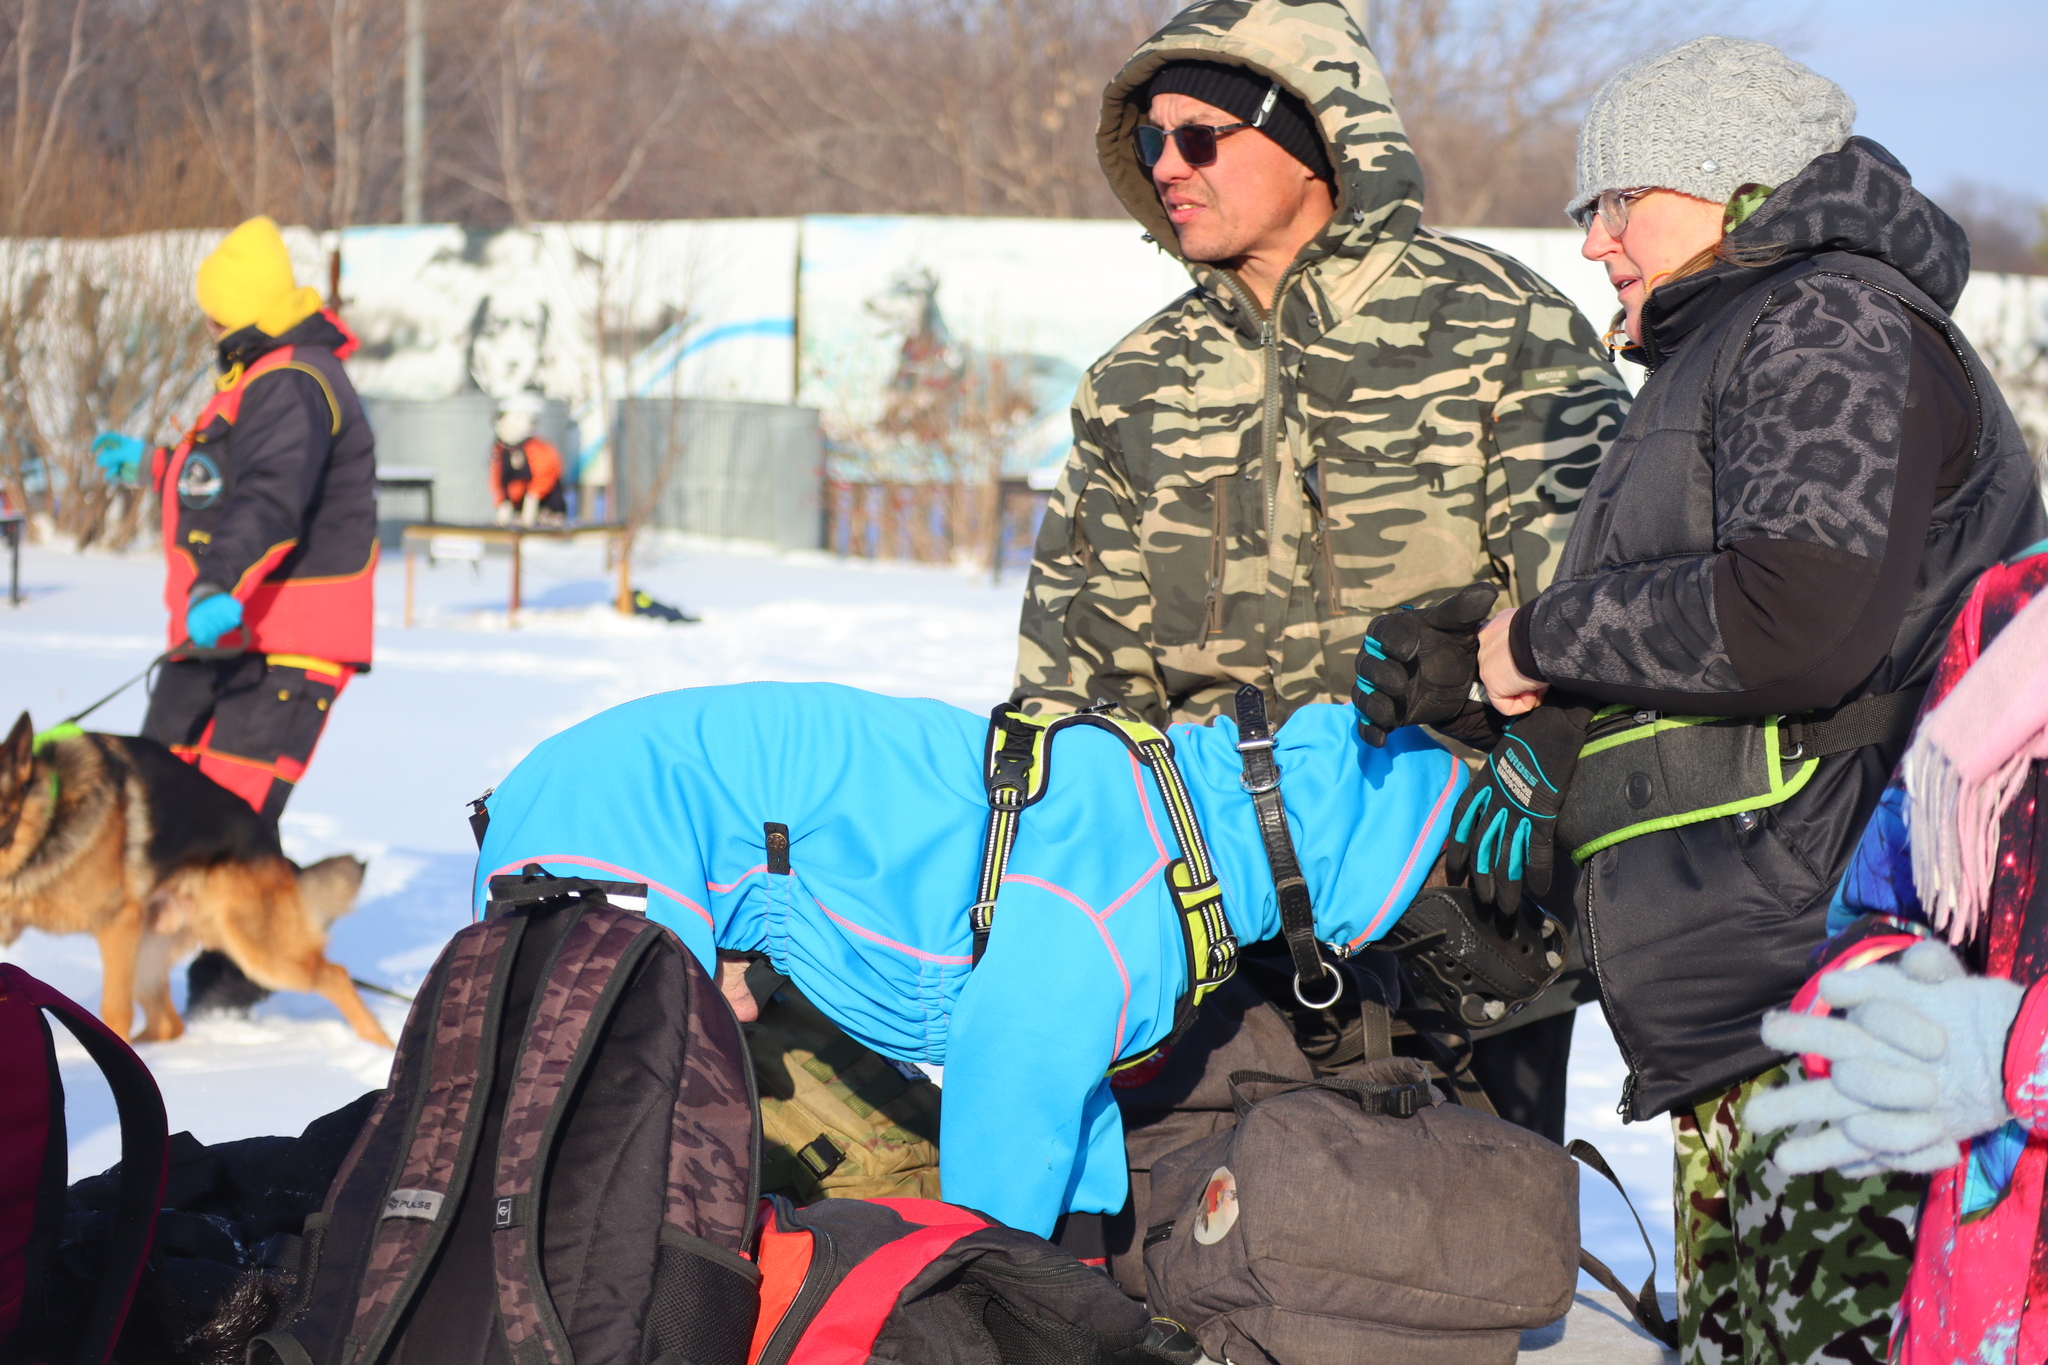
154, 311, 377, 667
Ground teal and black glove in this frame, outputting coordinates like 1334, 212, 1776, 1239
92, 432, 146, 486
186, 587, 244, 649
1445, 702, 1589, 915
1352, 582, 1499, 747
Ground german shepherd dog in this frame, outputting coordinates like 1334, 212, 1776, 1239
0, 713, 392, 1046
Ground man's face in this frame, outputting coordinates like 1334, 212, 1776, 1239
1145, 92, 1326, 266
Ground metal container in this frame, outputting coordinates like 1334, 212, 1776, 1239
612, 399, 822, 551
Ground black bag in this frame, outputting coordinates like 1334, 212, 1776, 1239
250, 873, 761, 1365
750, 1195, 1197, 1365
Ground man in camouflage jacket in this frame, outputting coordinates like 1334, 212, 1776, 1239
1013, 0, 1628, 728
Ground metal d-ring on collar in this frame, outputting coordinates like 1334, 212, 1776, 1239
1231, 684, 1345, 1009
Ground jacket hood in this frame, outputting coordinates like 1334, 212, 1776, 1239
1636, 137, 1969, 367
1097, 0, 1424, 298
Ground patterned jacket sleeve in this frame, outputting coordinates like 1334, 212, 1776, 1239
1514, 277, 1934, 715
1483, 293, 1628, 605
1011, 378, 1171, 723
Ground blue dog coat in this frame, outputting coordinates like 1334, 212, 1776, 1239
474, 683, 1462, 1234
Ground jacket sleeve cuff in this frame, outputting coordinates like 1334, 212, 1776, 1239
1508, 607, 1546, 686
187, 580, 228, 605
2002, 977, 2048, 1131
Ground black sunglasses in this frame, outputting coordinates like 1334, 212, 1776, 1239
1136, 81, 1280, 169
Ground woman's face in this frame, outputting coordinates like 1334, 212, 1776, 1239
1580, 189, 1726, 345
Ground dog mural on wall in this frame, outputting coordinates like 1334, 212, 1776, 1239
0, 715, 389, 1046
862, 268, 1080, 479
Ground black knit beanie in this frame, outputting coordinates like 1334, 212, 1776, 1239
1144, 60, 1332, 182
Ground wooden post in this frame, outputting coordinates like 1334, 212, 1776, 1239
508, 530, 523, 626
404, 545, 416, 627
615, 528, 633, 614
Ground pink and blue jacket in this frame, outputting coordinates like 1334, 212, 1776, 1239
1820, 546, 2048, 1364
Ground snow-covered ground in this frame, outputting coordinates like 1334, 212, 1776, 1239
0, 533, 1676, 1295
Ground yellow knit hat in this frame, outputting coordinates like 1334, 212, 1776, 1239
194, 217, 324, 336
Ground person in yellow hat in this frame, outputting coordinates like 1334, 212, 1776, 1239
142, 216, 379, 1018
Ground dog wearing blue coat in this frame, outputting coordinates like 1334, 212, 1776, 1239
473, 682, 1463, 1235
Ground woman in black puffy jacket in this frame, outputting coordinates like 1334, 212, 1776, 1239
1470, 36, 2047, 1365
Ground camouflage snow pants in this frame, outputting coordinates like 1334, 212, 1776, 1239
1674, 1065, 1924, 1365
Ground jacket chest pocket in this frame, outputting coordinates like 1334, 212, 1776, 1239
1135, 439, 1255, 648
1570, 425, 1717, 569
1309, 417, 1490, 614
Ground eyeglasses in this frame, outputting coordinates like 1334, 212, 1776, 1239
1136, 81, 1280, 169
1572, 187, 1654, 237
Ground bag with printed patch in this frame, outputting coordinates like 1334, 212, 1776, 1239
1142, 1061, 1580, 1365
247, 870, 761, 1365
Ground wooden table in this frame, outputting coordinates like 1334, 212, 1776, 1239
400, 522, 629, 628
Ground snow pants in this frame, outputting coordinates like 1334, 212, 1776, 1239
1674, 1064, 1922, 1365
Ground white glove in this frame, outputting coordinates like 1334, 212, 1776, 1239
1752, 941, 2023, 1175
520, 493, 538, 528
495, 500, 515, 527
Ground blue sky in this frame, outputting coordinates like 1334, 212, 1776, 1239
1764, 0, 2046, 200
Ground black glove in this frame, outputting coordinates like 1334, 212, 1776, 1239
1445, 702, 1590, 916
1352, 582, 1500, 747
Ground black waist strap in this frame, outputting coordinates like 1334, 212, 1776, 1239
1782, 686, 1927, 760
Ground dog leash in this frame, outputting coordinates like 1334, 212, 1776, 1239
56, 640, 244, 728
350, 976, 415, 1005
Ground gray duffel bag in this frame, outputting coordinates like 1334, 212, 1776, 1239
1143, 1060, 1579, 1365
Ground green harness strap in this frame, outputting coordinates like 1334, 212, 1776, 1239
970, 704, 1237, 1074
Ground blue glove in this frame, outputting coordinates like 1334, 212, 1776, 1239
1751, 941, 2024, 1175
1444, 702, 1589, 915
186, 592, 244, 649
93, 433, 146, 485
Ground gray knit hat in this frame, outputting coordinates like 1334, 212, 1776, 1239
1567, 36, 1855, 223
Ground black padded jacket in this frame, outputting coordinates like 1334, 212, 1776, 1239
1522, 139, 2048, 1119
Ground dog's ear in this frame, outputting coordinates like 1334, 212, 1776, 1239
1, 713, 31, 788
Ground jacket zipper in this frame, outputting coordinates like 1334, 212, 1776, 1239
1204, 490, 1226, 638
756, 1217, 839, 1365
1318, 510, 1339, 620
1577, 871, 1647, 1120
1218, 268, 1300, 656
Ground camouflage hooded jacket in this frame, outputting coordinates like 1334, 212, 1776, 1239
1013, 0, 1628, 726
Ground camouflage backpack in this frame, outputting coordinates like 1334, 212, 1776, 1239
743, 972, 942, 1204
249, 871, 761, 1365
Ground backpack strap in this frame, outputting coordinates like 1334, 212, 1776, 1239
0, 965, 169, 1365
1567, 1139, 1679, 1349
342, 910, 526, 1363
969, 704, 1237, 1072
487, 907, 664, 1365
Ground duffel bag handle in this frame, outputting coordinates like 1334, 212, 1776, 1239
1568, 1139, 1678, 1349
1226, 1067, 1436, 1121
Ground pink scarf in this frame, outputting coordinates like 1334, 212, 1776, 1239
1906, 586, 2048, 944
